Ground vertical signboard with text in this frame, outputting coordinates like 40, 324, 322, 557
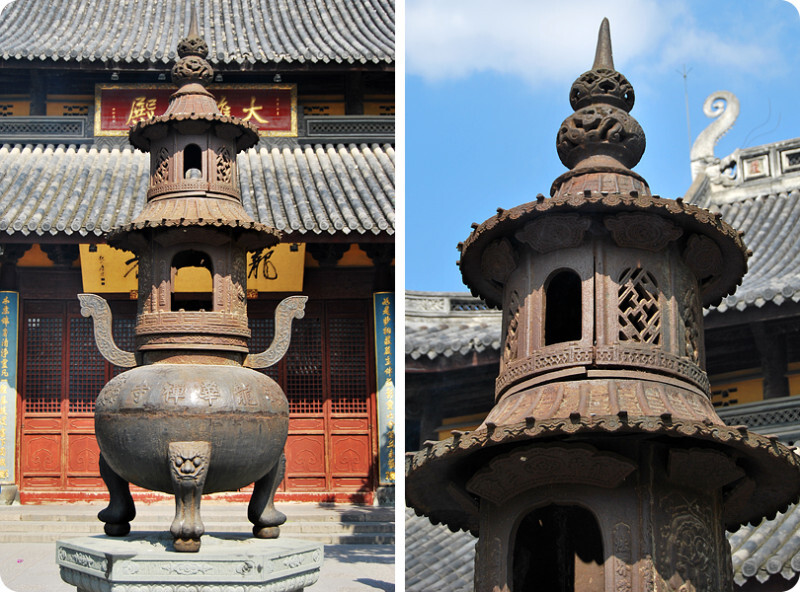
374, 293, 395, 486
0, 292, 18, 484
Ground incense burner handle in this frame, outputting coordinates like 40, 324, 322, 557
78, 293, 137, 368
244, 295, 307, 369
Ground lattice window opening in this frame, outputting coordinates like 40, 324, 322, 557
329, 317, 368, 414
68, 317, 106, 414
285, 317, 323, 415
618, 268, 661, 345
24, 316, 63, 414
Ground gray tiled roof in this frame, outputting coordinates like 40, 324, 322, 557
405, 508, 475, 592
406, 505, 800, 590
692, 187, 800, 313
0, 142, 394, 238
729, 502, 800, 586
405, 291, 501, 361
0, 0, 394, 66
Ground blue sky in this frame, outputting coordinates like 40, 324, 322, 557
405, 0, 800, 292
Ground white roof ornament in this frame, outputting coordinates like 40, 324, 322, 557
690, 91, 740, 184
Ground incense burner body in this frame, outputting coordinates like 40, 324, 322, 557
95, 364, 288, 494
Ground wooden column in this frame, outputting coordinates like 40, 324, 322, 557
750, 322, 789, 399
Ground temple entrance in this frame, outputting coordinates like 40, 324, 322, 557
513, 505, 605, 592
17, 296, 376, 502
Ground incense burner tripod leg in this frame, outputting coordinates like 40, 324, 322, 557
97, 454, 136, 536
168, 441, 211, 552
248, 453, 287, 538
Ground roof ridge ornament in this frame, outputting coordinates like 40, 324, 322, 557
551, 18, 647, 198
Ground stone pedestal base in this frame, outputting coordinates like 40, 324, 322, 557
56, 533, 323, 592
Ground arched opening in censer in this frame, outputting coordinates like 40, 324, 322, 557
171, 249, 213, 311
513, 504, 604, 592
545, 270, 582, 345
183, 143, 203, 180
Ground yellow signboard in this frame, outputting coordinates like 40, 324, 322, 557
80, 244, 305, 294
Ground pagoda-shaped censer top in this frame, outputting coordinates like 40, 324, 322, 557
117, 8, 277, 254
407, 19, 800, 592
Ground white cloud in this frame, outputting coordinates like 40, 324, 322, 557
406, 0, 786, 87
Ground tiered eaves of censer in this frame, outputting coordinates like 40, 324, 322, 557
79, 12, 305, 553
406, 19, 800, 592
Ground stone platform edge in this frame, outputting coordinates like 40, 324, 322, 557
56, 533, 323, 592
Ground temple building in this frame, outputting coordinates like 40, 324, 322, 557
0, 0, 395, 506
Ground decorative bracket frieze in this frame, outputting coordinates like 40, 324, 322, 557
466, 443, 636, 504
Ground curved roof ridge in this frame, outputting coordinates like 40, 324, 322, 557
0, 0, 394, 66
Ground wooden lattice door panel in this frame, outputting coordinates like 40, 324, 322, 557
20, 300, 135, 492
248, 299, 376, 499
328, 314, 371, 492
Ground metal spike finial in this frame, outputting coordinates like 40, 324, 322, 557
177, 4, 208, 60
188, 5, 199, 38
592, 18, 614, 70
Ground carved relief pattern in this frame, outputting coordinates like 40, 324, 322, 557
77, 294, 137, 368
466, 444, 636, 504
570, 68, 635, 112
594, 345, 709, 392
683, 234, 723, 285
618, 268, 660, 345
198, 381, 221, 406
168, 441, 211, 482
658, 493, 717, 592
129, 382, 150, 405
604, 213, 682, 252
234, 384, 258, 407
153, 147, 170, 185
613, 523, 632, 592
557, 105, 645, 169
480, 238, 517, 285
497, 343, 709, 395
514, 214, 591, 253
667, 448, 744, 492
158, 259, 168, 310
682, 285, 701, 363
245, 296, 308, 369
487, 378, 716, 431
231, 249, 247, 316
138, 249, 152, 313
496, 344, 594, 394
504, 290, 521, 363
216, 146, 233, 183
163, 383, 187, 405
57, 548, 108, 572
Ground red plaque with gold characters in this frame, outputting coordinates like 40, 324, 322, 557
95, 83, 297, 137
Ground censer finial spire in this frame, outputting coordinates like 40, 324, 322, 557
188, 4, 199, 39
592, 17, 614, 70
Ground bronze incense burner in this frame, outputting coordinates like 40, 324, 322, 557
80, 12, 304, 552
